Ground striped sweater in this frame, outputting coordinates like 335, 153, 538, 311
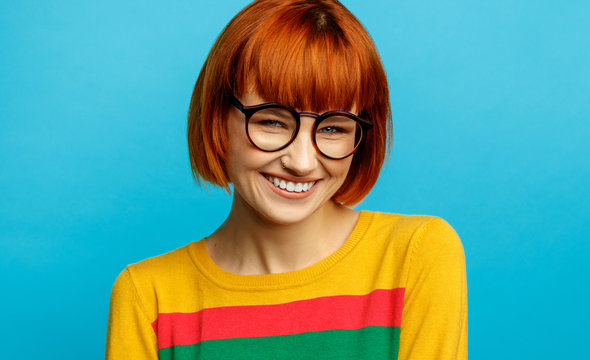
106, 211, 467, 359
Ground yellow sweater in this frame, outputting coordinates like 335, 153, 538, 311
106, 211, 467, 359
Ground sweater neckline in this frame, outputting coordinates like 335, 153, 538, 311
187, 210, 374, 290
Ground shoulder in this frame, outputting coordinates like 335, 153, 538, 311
364, 211, 461, 244
362, 211, 464, 264
127, 243, 195, 275
111, 243, 198, 299
365, 211, 437, 233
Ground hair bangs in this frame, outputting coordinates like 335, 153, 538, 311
235, 9, 365, 113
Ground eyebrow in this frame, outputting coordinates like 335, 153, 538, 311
256, 108, 293, 120
320, 116, 355, 123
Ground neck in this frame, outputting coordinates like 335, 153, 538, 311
206, 195, 359, 275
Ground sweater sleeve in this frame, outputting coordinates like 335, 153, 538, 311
398, 218, 468, 360
106, 268, 159, 360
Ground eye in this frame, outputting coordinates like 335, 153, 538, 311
257, 119, 287, 128
318, 126, 346, 134
249, 108, 295, 132
317, 120, 356, 135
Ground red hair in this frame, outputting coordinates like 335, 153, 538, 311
188, 0, 392, 205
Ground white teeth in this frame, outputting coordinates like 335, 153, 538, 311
265, 175, 316, 193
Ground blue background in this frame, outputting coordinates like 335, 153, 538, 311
1, 0, 588, 358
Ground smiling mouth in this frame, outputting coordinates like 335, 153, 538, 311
264, 175, 317, 193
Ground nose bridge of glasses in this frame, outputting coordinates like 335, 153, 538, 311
297, 111, 321, 120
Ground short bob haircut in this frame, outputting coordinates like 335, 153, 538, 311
188, 0, 392, 206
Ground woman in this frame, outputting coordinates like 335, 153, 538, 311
106, 1, 467, 359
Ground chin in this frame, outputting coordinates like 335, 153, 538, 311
254, 202, 319, 226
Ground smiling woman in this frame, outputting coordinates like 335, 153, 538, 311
106, 1, 467, 359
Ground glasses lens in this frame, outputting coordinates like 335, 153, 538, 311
315, 115, 363, 159
247, 107, 297, 151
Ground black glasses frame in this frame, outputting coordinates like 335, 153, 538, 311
230, 95, 373, 160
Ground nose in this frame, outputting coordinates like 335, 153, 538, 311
281, 118, 318, 176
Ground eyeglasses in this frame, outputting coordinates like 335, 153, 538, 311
230, 95, 373, 160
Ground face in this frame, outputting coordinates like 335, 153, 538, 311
226, 92, 355, 225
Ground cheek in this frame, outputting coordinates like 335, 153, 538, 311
225, 116, 249, 180
323, 157, 354, 191
336, 157, 355, 189
225, 130, 269, 184
334, 157, 354, 177
226, 142, 248, 184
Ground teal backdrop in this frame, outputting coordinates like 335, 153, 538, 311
1, 0, 588, 358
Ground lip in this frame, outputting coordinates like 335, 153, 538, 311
263, 172, 320, 183
261, 173, 319, 199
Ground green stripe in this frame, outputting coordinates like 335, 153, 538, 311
159, 326, 400, 360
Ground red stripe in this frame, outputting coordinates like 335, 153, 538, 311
153, 288, 405, 349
